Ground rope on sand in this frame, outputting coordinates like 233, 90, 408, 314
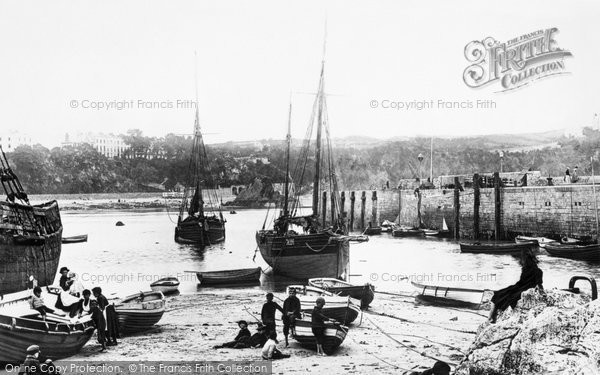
388, 332, 467, 355
365, 315, 458, 367
346, 333, 414, 373
365, 310, 478, 335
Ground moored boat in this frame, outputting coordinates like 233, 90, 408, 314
545, 243, 600, 262
62, 234, 88, 244
0, 148, 63, 294
392, 226, 424, 237
292, 317, 348, 354
423, 218, 451, 237
287, 285, 360, 325
363, 226, 382, 235
0, 289, 94, 363
194, 267, 262, 286
411, 281, 492, 309
380, 220, 394, 233
256, 54, 350, 280
515, 235, 558, 248
459, 240, 536, 254
308, 278, 375, 309
115, 291, 166, 333
150, 277, 180, 294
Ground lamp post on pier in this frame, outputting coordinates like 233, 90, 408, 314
417, 153, 424, 183
499, 151, 504, 173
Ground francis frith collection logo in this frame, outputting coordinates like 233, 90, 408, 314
463, 28, 573, 92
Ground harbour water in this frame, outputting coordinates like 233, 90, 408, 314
59, 208, 600, 297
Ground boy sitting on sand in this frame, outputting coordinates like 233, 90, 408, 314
261, 333, 290, 360
214, 320, 251, 349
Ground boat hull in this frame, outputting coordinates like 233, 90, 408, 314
116, 291, 166, 333
0, 201, 63, 294
175, 216, 225, 246
256, 231, 350, 279
308, 278, 375, 309
195, 267, 261, 286
412, 281, 490, 309
61, 234, 88, 244
392, 228, 424, 237
545, 244, 600, 261
459, 241, 536, 254
297, 297, 360, 325
292, 319, 348, 354
363, 227, 382, 235
0, 314, 94, 363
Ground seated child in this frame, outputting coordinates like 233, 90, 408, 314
261, 333, 290, 360
214, 320, 251, 349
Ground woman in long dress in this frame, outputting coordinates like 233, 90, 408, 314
489, 248, 543, 323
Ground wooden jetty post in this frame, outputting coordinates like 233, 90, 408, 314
360, 191, 366, 229
494, 172, 503, 240
454, 177, 460, 239
322, 191, 327, 226
473, 173, 480, 240
416, 188, 422, 228
350, 192, 355, 231
340, 191, 346, 214
371, 191, 378, 225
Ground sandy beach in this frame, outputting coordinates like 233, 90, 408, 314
66, 288, 488, 374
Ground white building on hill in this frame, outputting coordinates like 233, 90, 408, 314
0, 130, 33, 152
63, 132, 128, 158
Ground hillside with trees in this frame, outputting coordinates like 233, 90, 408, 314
4, 127, 600, 194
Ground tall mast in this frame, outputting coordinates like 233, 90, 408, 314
283, 94, 292, 217
311, 62, 325, 217
592, 156, 599, 244
430, 137, 433, 183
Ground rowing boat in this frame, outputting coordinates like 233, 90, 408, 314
515, 235, 558, 248
460, 240, 536, 254
411, 281, 492, 309
392, 226, 424, 237
150, 277, 180, 294
286, 285, 361, 325
363, 226, 382, 235
293, 317, 348, 354
115, 291, 166, 333
545, 243, 600, 262
61, 234, 88, 244
308, 278, 375, 309
194, 267, 262, 286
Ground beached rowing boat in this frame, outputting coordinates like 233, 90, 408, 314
545, 243, 600, 262
515, 235, 558, 248
193, 267, 262, 286
287, 285, 360, 325
62, 234, 88, 244
150, 277, 180, 294
460, 240, 536, 254
308, 278, 375, 309
411, 281, 492, 309
115, 291, 165, 333
293, 317, 348, 354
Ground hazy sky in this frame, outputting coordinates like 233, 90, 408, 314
0, 0, 598, 146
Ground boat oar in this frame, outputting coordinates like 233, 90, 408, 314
243, 306, 262, 324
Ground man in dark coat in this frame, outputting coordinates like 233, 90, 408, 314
92, 287, 119, 346
213, 320, 251, 349
21, 345, 42, 375
90, 300, 107, 351
261, 293, 283, 336
282, 288, 301, 346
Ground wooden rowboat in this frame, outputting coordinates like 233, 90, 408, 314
459, 240, 536, 254
308, 278, 375, 309
287, 285, 361, 325
193, 267, 261, 286
392, 226, 424, 237
363, 226, 382, 235
545, 243, 600, 262
115, 291, 165, 333
411, 281, 492, 309
515, 236, 558, 248
61, 234, 88, 244
293, 317, 348, 354
150, 277, 180, 294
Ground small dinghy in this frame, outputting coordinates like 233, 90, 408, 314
286, 285, 361, 325
460, 240, 536, 254
0, 289, 95, 363
308, 278, 375, 309
363, 226, 382, 235
293, 317, 348, 354
62, 234, 88, 244
192, 267, 262, 286
515, 235, 558, 248
392, 226, 424, 237
411, 281, 492, 309
115, 291, 166, 333
545, 243, 600, 262
150, 277, 180, 294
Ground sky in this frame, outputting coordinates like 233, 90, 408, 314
0, 0, 598, 147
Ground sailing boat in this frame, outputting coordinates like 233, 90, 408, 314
0, 146, 63, 293
255, 52, 350, 279
424, 217, 450, 237
174, 99, 225, 245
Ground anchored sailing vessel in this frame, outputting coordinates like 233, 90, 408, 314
175, 102, 225, 245
0, 146, 63, 294
256, 55, 350, 279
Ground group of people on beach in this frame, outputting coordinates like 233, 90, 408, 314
29, 266, 119, 352
215, 288, 338, 359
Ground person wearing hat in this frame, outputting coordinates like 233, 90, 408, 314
90, 299, 107, 351
311, 297, 335, 356
21, 345, 41, 375
213, 320, 251, 349
409, 361, 451, 375
282, 288, 301, 347
58, 267, 72, 292
261, 293, 283, 337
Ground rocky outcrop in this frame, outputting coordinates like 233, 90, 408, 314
457, 288, 600, 375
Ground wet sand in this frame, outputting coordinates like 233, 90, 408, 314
69, 288, 487, 374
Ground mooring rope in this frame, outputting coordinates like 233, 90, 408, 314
365, 310, 478, 335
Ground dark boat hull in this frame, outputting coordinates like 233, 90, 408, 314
256, 230, 350, 279
0, 314, 94, 363
293, 319, 348, 354
392, 228, 424, 237
195, 267, 261, 286
459, 241, 536, 254
363, 227, 382, 235
62, 234, 88, 244
327, 285, 374, 309
0, 200, 62, 294
545, 243, 600, 261
175, 216, 225, 246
